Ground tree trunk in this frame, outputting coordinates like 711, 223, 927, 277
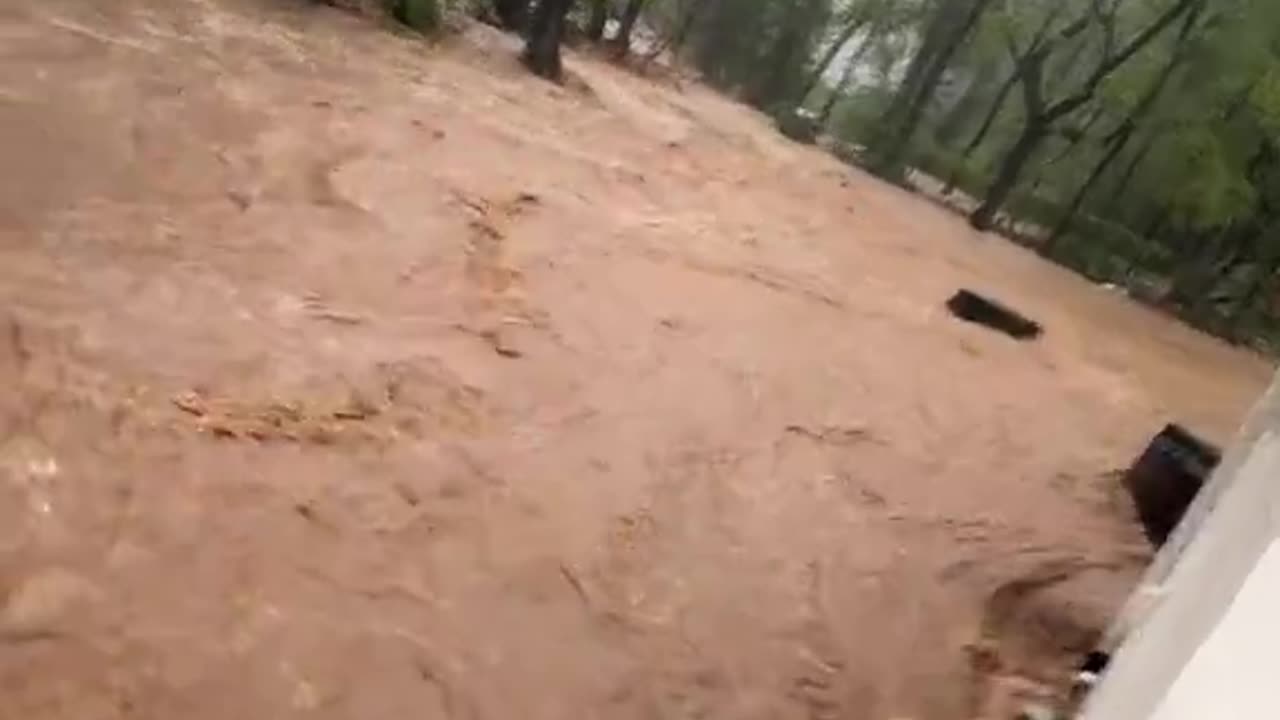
641, 0, 701, 63
666, 0, 702, 55
966, 45, 1051, 230
1044, 134, 1128, 255
817, 31, 874, 124
748, 1, 821, 109
818, 67, 855, 124
494, 0, 528, 30
798, 17, 864, 103
968, 0, 1200, 227
942, 69, 1017, 194
879, 0, 955, 126
814, 29, 875, 124
1100, 132, 1155, 217
941, 5, 1066, 194
1019, 105, 1102, 201
1231, 263, 1269, 336
1143, 205, 1171, 241
523, 0, 575, 79
585, 0, 608, 41
1171, 226, 1234, 317
969, 121, 1046, 230
933, 60, 996, 149
1043, 106, 1103, 166
611, 0, 645, 57
871, 0, 996, 177
1045, 5, 1199, 253
1230, 228, 1280, 338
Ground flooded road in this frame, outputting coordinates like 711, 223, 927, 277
0, 1, 1271, 717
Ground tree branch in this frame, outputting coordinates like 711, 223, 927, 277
1045, 0, 1200, 121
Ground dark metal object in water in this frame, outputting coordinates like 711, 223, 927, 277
945, 290, 1043, 340
1123, 424, 1221, 547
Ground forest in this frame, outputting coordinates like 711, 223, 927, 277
370, 0, 1280, 350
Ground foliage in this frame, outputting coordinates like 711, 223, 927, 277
683, 0, 833, 109
1161, 130, 1257, 230
386, 0, 441, 31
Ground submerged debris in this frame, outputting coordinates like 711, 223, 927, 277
946, 289, 1043, 340
1123, 423, 1221, 546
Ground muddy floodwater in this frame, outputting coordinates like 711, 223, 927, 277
0, 1, 1271, 717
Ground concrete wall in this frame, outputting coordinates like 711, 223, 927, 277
1148, 537, 1280, 719
1082, 372, 1280, 719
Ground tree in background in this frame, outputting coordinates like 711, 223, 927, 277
1044, 4, 1208, 254
611, 0, 647, 56
939, 3, 1068, 195
797, 2, 875, 103
680, 0, 831, 112
868, 0, 998, 178
748, 0, 832, 107
967, 0, 1204, 230
585, 0, 609, 41
524, 0, 575, 79
635, 0, 706, 65
814, 17, 883, 124
376, 0, 442, 31
494, 0, 528, 29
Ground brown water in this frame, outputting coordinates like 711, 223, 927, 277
0, 2, 1271, 717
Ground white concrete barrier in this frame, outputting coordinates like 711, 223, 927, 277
1082, 372, 1280, 719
